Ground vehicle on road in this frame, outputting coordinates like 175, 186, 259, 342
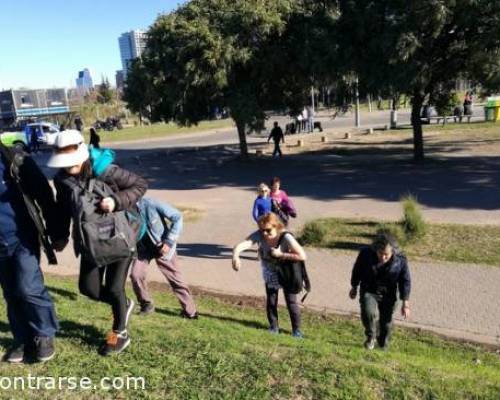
0, 122, 60, 151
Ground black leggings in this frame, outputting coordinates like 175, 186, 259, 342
265, 286, 301, 332
79, 257, 132, 332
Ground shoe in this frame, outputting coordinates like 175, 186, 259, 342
364, 337, 376, 350
180, 310, 198, 320
269, 327, 279, 335
5, 343, 24, 363
34, 336, 55, 362
125, 298, 135, 327
292, 330, 303, 339
377, 336, 390, 351
99, 331, 130, 356
138, 302, 155, 316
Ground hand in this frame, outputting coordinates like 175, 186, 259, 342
52, 238, 68, 252
270, 248, 284, 259
99, 197, 116, 213
158, 243, 171, 256
349, 287, 357, 299
232, 257, 241, 271
401, 302, 411, 319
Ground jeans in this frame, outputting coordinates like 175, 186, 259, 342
79, 256, 132, 332
272, 143, 282, 157
360, 291, 396, 346
0, 240, 59, 344
265, 286, 300, 332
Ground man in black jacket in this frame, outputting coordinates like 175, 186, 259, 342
0, 143, 64, 363
267, 122, 285, 157
349, 233, 412, 350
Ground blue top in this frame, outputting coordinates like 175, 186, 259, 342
252, 196, 272, 222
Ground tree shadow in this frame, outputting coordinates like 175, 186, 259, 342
46, 286, 78, 301
177, 243, 257, 261
58, 319, 103, 348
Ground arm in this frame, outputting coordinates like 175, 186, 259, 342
53, 174, 72, 243
106, 165, 148, 211
271, 233, 306, 261
154, 200, 183, 246
349, 249, 366, 299
232, 236, 256, 270
267, 131, 272, 143
398, 257, 412, 318
252, 198, 259, 222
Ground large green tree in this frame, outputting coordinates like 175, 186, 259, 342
336, 0, 500, 161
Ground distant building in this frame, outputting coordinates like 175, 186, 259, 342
115, 70, 125, 91
75, 68, 94, 95
0, 88, 69, 127
118, 30, 147, 80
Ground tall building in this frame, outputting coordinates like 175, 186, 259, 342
115, 70, 125, 91
75, 68, 94, 95
118, 30, 147, 80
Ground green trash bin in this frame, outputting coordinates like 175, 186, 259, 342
485, 106, 495, 121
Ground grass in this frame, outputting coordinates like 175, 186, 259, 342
81, 119, 234, 144
176, 205, 204, 223
299, 218, 500, 266
0, 276, 497, 399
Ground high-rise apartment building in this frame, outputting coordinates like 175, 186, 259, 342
118, 30, 147, 80
75, 68, 94, 94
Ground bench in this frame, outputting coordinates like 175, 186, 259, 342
423, 115, 482, 125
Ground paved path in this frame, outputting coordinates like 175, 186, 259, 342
40, 120, 500, 346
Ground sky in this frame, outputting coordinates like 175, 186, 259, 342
0, 0, 185, 90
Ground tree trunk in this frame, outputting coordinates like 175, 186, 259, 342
235, 119, 249, 157
411, 95, 424, 161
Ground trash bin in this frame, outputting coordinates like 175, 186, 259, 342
485, 97, 500, 122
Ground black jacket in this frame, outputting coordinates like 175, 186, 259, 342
351, 247, 411, 301
54, 163, 148, 241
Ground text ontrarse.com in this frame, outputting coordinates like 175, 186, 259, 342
0, 375, 146, 391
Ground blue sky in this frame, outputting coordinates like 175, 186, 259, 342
0, 0, 184, 90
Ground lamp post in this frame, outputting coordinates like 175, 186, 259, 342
355, 77, 361, 127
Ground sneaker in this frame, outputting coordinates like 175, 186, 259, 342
364, 337, 376, 350
180, 310, 198, 320
125, 298, 135, 327
34, 336, 55, 362
5, 343, 25, 363
292, 330, 304, 339
377, 336, 390, 351
99, 331, 130, 356
269, 327, 279, 335
138, 302, 155, 316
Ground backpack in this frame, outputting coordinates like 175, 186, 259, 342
66, 169, 139, 267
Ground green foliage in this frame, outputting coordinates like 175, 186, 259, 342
97, 77, 113, 104
401, 195, 427, 242
434, 91, 460, 116
300, 220, 328, 246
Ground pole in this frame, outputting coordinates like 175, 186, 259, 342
311, 86, 315, 133
355, 77, 361, 127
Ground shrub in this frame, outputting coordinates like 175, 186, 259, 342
401, 195, 427, 242
300, 221, 328, 246
375, 223, 405, 245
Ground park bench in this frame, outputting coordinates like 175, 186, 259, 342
423, 114, 483, 125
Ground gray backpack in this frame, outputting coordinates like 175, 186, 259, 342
67, 171, 137, 267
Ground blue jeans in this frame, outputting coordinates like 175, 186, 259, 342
0, 240, 59, 344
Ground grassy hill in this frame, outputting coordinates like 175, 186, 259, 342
0, 276, 498, 399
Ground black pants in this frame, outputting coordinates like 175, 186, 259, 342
360, 291, 396, 346
79, 256, 132, 332
265, 286, 301, 332
272, 142, 282, 157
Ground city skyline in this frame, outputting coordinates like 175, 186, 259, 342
0, 0, 183, 90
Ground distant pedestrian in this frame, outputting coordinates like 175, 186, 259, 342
349, 233, 411, 351
463, 91, 473, 116
269, 177, 297, 226
74, 116, 83, 132
130, 198, 198, 319
252, 183, 272, 222
232, 213, 307, 338
29, 126, 40, 154
301, 108, 307, 131
296, 114, 303, 133
89, 127, 101, 149
267, 122, 285, 158
306, 106, 314, 133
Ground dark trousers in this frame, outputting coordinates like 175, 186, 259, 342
272, 142, 282, 157
265, 286, 301, 332
79, 256, 132, 332
0, 241, 59, 344
360, 291, 396, 345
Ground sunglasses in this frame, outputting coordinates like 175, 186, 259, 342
261, 227, 274, 234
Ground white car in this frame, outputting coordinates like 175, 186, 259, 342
26, 122, 60, 145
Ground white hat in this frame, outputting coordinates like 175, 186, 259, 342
47, 130, 89, 168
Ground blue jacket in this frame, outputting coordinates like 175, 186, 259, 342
351, 247, 411, 301
252, 196, 272, 222
137, 197, 183, 261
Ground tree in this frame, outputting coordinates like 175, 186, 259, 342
97, 76, 113, 104
336, 0, 500, 161
123, 59, 155, 124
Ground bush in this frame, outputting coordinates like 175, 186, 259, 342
300, 221, 328, 246
434, 91, 460, 116
375, 223, 405, 244
401, 195, 427, 242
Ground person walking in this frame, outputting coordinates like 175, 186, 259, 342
29, 126, 40, 154
463, 91, 473, 116
232, 213, 307, 337
0, 142, 64, 363
48, 130, 148, 356
130, 197, 198, 319
252, 183, 272, 223
269, 177, 297, 226
267, 122, 285, 158
89, 127, 101, 149
349, 233, 411, 350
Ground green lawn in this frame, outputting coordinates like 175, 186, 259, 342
83, 119, 234, 144
299, 218, 500, 267
0, 276, 498, 399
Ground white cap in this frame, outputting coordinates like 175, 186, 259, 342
47, 130, 89, 168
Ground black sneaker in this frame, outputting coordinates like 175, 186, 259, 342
125, 298, 135, 327
180, 310, 198, 320
99, 331, 131, 356
34, 336, 55, 362
5, 343, 25, 363
138, 302, 155, 316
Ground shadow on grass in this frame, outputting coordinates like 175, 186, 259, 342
58, 320, 103, 348
46, 286, 78, 301
177, 243, 257, 261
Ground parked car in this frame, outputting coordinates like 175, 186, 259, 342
0, 122, 60, 151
